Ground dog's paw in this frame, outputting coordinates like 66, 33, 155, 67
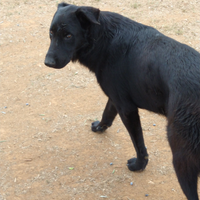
91, 121, 108, 132
127, 157, 148, 171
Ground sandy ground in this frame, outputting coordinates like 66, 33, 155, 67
1, 0, 200, 199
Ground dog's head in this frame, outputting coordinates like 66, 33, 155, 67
44, 3, 100, 69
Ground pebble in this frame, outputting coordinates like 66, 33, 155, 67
145, 194, 149, 197
153, 124, 156, 126
26, 103, 29, 106
130, 182, 133, 185
110, 162, 113, 165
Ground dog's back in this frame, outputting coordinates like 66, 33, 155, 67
78, 10, 200, 116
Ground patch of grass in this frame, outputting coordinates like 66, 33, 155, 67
6, 12, 13, 16
162, 25, 173, 32
182, 9, 187, 13
175, 29, 183, 35
132, 3, 141, 9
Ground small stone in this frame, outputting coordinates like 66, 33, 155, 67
110, 162, 113, 165
145, 194, 149, 197
130, 182, 133, 185
26, 103, 29, 106
153, 124, 156, 126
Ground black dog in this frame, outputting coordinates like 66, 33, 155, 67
45, 3, 200, 200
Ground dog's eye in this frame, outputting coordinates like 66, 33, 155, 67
50, 31, 53, 37
64, 34, 72, 39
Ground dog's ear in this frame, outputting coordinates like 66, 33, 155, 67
58, 2, 70, 9
75, 6, 100, 29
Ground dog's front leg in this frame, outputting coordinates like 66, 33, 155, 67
119, 109, 149, 171
91, 98, 118, 132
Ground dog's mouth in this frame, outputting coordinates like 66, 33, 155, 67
45, 63, 67, 69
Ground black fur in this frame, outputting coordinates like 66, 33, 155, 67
44, 3, 200, 200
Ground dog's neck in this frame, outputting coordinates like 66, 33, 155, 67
72, 24, 109, 72
72, 11, 144, 73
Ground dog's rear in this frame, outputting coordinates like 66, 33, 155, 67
45, 3, 200, 200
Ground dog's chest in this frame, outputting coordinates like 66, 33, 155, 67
95, 69, 129, 99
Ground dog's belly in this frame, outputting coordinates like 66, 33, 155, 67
130, 89, 167, 115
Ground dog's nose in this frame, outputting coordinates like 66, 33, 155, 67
44, 56, 56, 67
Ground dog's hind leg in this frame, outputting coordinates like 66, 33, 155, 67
167, 125, 199, 200
91, 98, 118, 132
119, 108, 149, 171
173, 157, 198, 200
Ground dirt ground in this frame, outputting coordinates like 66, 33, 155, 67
1, 0, 200, 199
